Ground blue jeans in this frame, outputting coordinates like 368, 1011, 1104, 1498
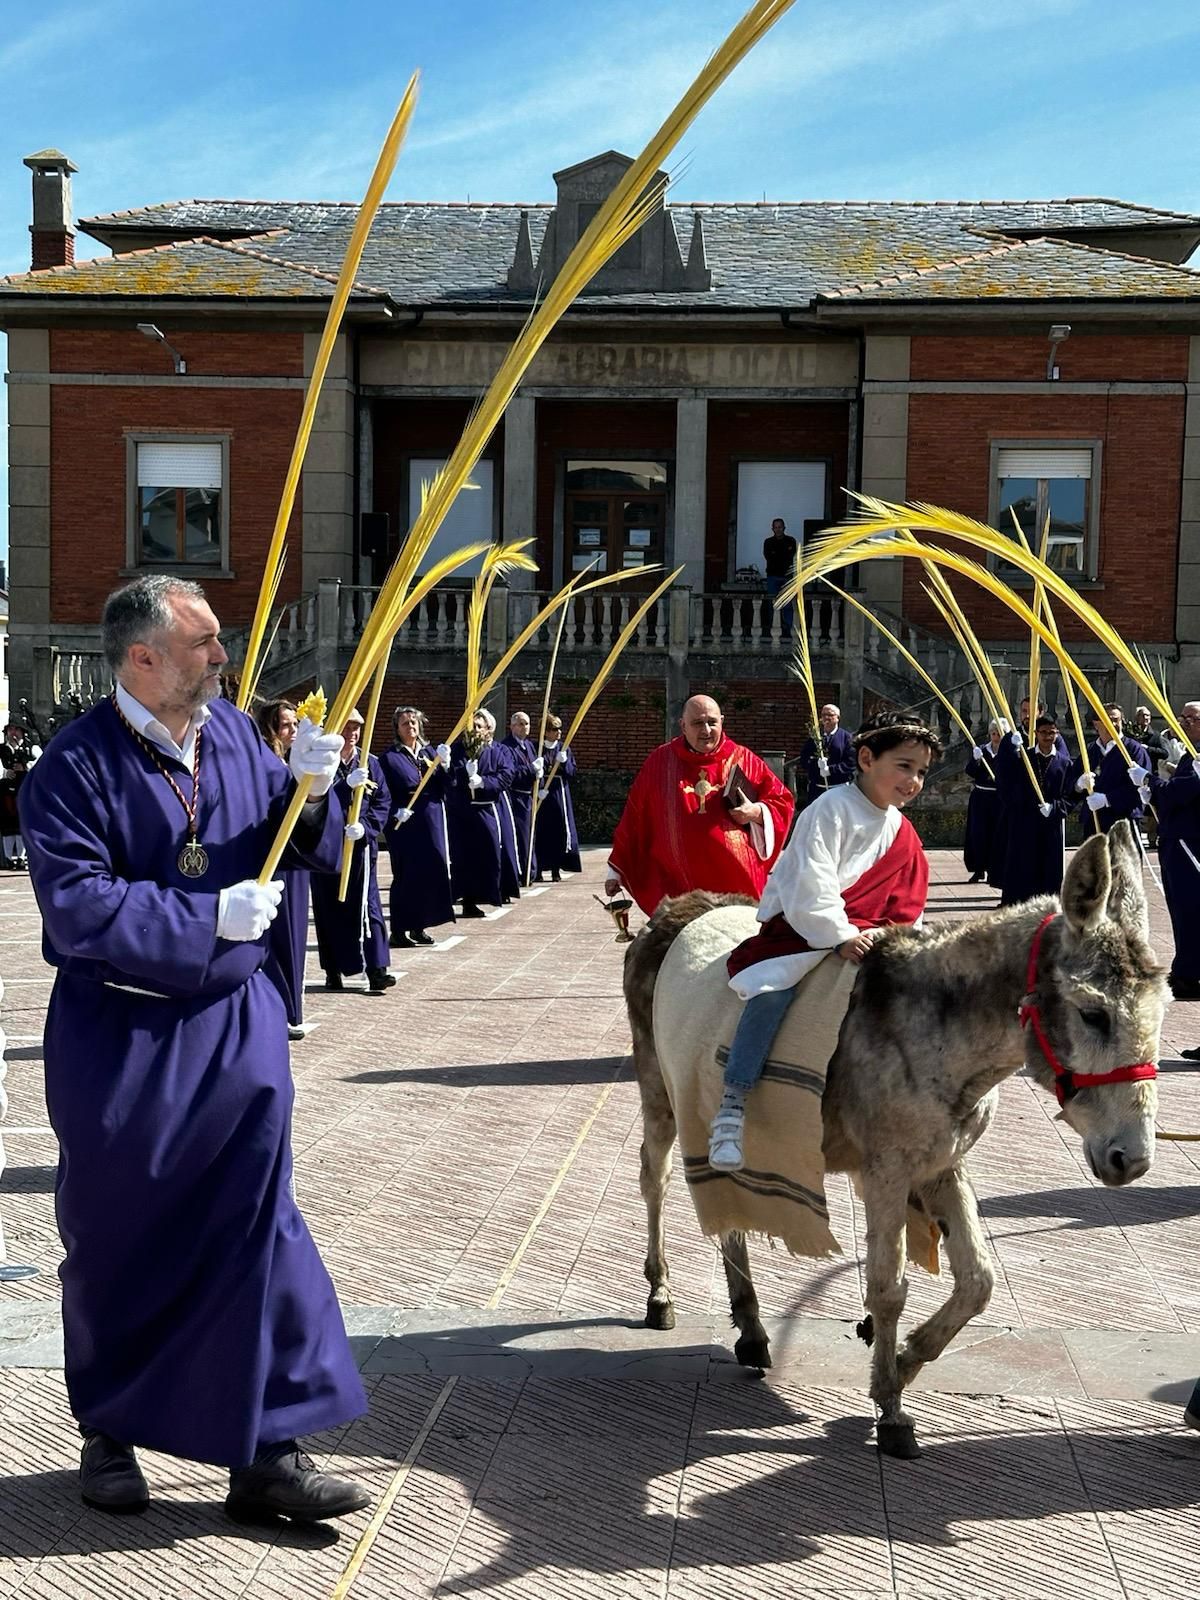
723, 987, 796, 1092
765, 574, 794, 634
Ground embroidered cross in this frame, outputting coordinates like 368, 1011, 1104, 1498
682, 771, 716, 813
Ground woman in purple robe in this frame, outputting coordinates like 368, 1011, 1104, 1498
18, 574, 368, 1520
534, 714, 582, 880
379, 705, 455, 947
255, 697, 310, 1037
447, 709, 515, 915
310, 710, 395, 993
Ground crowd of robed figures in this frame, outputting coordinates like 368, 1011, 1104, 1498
253, 696, 582, 1031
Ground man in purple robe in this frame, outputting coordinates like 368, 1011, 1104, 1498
1066, 703, 1150, 836
447, 709, 515, 914
1153, 700, 1200, 1000
534, 716, 582, 881
501, 710, 543, 885
19, 576, 370, 1523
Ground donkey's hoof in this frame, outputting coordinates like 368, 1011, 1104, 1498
855, 1315, 875, 1348
734, 1333, 772, 1371
645, 1300, 676, 1332
876, 1418, 921, 1460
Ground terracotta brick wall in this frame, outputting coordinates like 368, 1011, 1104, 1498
902, 390, 1185, 641
50, 328, 304, 378
909, 332, 1191, 383
49, 381, 303, 624
704, 400, 851, 590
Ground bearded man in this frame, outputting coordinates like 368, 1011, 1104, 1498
19, 575, 371, 1523
606, 694, 793, 914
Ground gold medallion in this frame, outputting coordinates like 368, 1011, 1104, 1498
178, 839, 210, 878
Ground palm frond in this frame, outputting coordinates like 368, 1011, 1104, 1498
238, 75, 420, 708
336, 654, 389, 901
787, 549, 821, 737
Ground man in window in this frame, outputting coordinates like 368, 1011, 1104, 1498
762, 517, 797, 631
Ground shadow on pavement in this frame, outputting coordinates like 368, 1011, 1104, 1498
0, 1165, 56, 1194
981, 1183, 1200, 1228
342, 1056, 627, 1088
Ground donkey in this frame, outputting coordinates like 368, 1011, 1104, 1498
624, 823, 1165, 1457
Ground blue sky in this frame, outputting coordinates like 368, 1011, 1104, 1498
2, 0, 1200, 565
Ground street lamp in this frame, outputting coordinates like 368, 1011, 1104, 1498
136, 322, 187, 375
1046, 323, 1071, 382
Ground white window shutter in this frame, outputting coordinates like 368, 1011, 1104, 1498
997, 447, 1092, 480
137, 441, 223, 489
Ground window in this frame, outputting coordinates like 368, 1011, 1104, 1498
564, 460, 667, 581
990, 444, 1101, 580
128, 437, 228, 570
406, 458, 496, 577
733, 461, 828, 575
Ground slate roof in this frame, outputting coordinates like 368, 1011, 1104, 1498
2, 196, 1199, 313
0, 235, 384, 300
815, 236, 1200, 305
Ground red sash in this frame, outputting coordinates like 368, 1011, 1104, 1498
727, 815, 928, 979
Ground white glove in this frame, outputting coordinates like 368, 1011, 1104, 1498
1075, 771, 1095, 793
393, 806, 413, 826
1010, 732, 1023, 748
1138, 784, 1151, 806
1038, 802, 1053, 818
555, 748, 568, 766
1164, 736, 1186, 765
436, 742, 452, 768
345, 765, 369, 790
344, 821, 365, 842
468, 775, 483, 792
1086, 792, 1108, 812
817, 756, 830, 777
972, 745, 984, 761
532, 756, 546, 777
538, 788, 551, 801
1128, 765, 1152, 787
289, 720, 344, 798
1159, 759, 1177, 780
465, 758, 479, 779
217, 878, 283, 941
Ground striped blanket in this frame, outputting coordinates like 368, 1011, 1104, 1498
653, 905, 854, 1258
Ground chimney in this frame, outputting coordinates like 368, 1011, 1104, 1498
24, 149, 78, 270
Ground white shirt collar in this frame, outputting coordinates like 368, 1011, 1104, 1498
115, 682, 211, 767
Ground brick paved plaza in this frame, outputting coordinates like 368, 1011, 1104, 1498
1, 847, 1198, 1598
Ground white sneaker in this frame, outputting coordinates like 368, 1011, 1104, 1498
708, 1107, 745, 1172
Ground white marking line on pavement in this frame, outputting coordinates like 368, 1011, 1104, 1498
521, 886, 549, 898
0, 978, 53, 985
0, 1037, 42, 1045
330, 1063, 625, 1599
429, 935, 465, 953
0, 940, 43, 945
483, 906, 511, 920
0, 1127, 55, 1135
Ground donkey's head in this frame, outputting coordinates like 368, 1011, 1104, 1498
1025, 822, 1166, 1186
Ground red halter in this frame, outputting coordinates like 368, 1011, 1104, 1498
1019, 913, 1158, 1106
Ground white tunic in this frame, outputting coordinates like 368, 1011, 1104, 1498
729, 780, 900, 1000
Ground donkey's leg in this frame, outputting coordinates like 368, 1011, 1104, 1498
721, 1231, 771, 1370
895, 1165, 994, 1389
636, 1063, 678, 1331
860, 1160, 919, 1458
640, 1108, 677, 1331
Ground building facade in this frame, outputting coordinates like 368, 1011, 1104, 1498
3, 147, 1200, 801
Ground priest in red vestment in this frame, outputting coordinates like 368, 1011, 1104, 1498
606, 695, 793, 914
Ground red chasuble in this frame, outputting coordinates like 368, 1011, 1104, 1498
726, 814, 928, 979
609, 734, 794, 915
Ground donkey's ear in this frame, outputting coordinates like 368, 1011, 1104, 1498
1061, 831, 1112, 936
1104, 820, 1151, 941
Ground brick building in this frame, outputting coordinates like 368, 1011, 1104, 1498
3, 147, 1200, 822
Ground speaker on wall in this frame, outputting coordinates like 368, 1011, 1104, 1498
361, 511, 390, 557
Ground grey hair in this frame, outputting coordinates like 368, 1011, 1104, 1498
101, 575, 206, 671
473, 707, 497, 733
988, 717, 1005, 737
393, 704, 427, 739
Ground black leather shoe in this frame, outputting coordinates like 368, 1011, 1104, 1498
1170, 977, 1200, 1001
368, 967, 397, 991
225, 1445, 372, 1524
80, 1431, 150, 1514
461, 903, 487, 918
408, 930, 435, 946
389, 932, 415, 949
324, 971, 344, 992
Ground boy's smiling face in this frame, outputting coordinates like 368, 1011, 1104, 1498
857, 738, 932, 810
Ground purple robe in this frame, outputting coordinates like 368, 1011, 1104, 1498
534, 743, 582, 874
18, 696, 364, 1467
447, 738, 514, 908
963, 745, 1001, 880
501, 732, 538, 882
311, 751, 391, 976
378, 743, 455, 935
995, 741, 1071, 906
1154, 753, 1200, 984
796, 728, 855, 806
265, 868, 310, 1026
1067, 736, 1149, 832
